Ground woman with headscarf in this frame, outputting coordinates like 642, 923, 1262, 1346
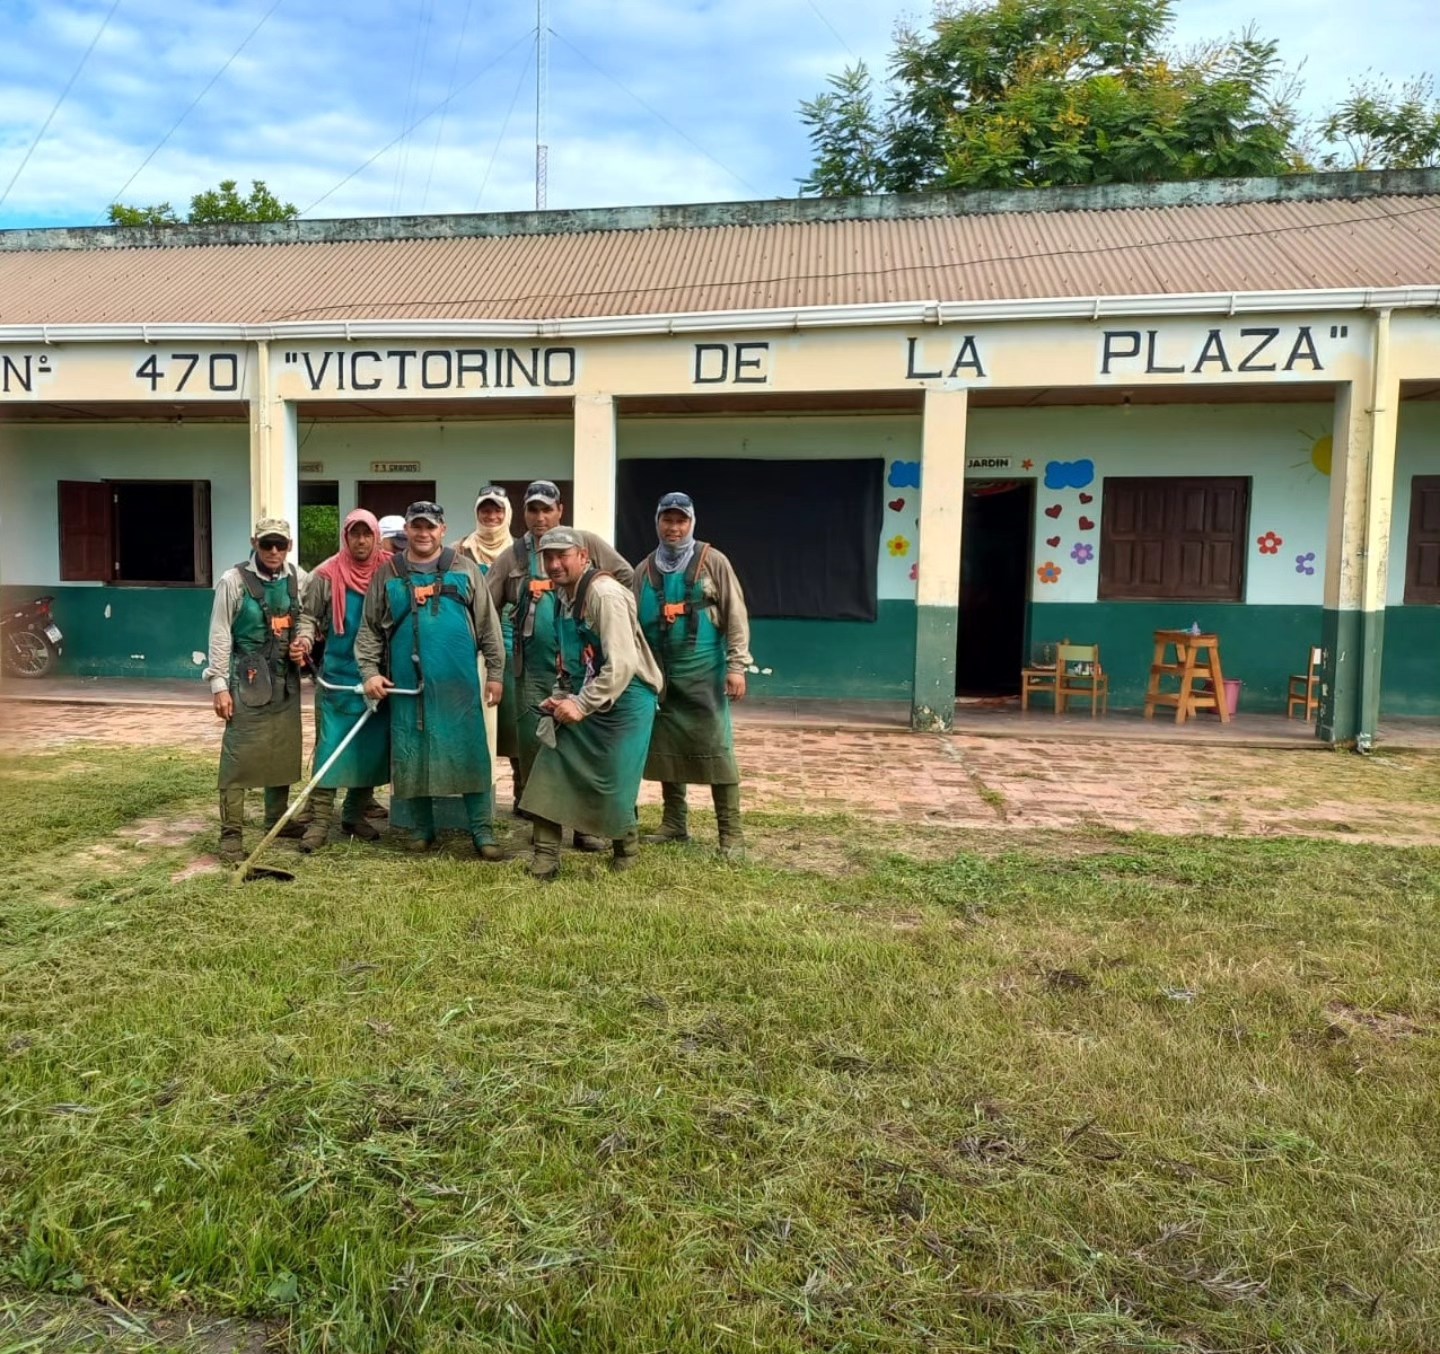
295, 509, 393, 851
632, 491, 753, 859
456, 485, 521, 804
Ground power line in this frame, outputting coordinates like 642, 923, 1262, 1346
265, 197, 1440, 320
476, 39, 535, 210
393, 0, 436, 213
301, 27, 535, 217
420, 0, 475, 212
548, 27, 763, 199
803, 0, 855, 57
0, 0, 124, 212
103, 0, 288, 220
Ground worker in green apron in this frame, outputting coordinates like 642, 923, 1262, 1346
456, 484, 519, 781
356, 501, 506, 859
519, 527, 662, 880
295, 508, 392, 852
203, 517, 310, 863
486, 480, 633, 844
633, 492, 752, 858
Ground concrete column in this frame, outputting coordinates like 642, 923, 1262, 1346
911, 386, 969, 731
572, 393, 617, 539
1319, 311, 1399, 748
247, 340, 299, 538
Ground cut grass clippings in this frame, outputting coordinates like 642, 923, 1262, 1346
1, 746, 1439, 1352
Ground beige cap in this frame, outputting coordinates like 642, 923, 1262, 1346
252, 517, 292, 540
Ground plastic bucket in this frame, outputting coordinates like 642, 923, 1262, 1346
1197, 678, 1242, 717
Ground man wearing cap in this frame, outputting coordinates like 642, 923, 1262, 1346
456, 485, 520, 788
378, 515, 408, 553
356, 501, 507, 859
487, 480, 633, 842
519, 527, 662, 879
633, 492, 752, 859
204, 517, 311, 863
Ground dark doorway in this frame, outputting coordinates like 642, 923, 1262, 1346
956, 480, 1034, 696
356, 479, 437, 520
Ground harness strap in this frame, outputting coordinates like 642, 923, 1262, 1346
235, 562, 299, 659
645, 543, 711, 652
385, 547, 463, 733
556, 567, 612, 688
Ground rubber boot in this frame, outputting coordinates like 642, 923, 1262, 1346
713, 782, 745, 861
529, 816, 563, 880
356, 789, 388, 821
263, 785, 309, 839
611, 826, 641, 872
573, 831, 608, 853
641, 782, 690, 844
509, 758, 530, 819
339, 788, 381, 841
465, 788, 503, 861
404, 796, 436, 852
300, 787, 334, 854
218, 788, 246, 863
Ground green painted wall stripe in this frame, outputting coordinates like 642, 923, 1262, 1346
912, 604, 958, 730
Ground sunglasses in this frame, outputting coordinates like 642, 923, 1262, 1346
257, 537, 290, 550
478, 486, 509, 498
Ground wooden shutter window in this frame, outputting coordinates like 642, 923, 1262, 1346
1404, 476, 1440, 605
1099, 477, 1249, 602
58, 481, 113, 582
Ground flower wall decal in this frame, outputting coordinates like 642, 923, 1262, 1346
1070, 542, 1094, 564
1257, 531, 1283, 555
1036, 561, 1062, 585
909, 562, 919, 581
1295, 551, 1316, 576
887, 535, 911, 558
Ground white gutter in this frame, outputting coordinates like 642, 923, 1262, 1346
0, 286, 1436, 345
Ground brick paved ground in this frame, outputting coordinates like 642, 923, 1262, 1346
3, 699, 1439, 845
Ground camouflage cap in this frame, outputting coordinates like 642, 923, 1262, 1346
537, 527, 584, 553
252, 517, 292, 541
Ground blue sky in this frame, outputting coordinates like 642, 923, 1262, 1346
0, 0, 1434, 230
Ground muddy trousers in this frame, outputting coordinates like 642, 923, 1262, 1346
306, 786, 374, 828
405, 789, 497, 844
220, 786, 308, 832
658, 781, 742, 844
531, 816, 638, 863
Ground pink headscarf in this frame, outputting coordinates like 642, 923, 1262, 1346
314, 509, 392, 635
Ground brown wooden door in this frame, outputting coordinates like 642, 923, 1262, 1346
1405, 476, 1440, 604
356, 480, 437, 520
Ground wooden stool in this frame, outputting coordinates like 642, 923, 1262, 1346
1143, 630, 1230, 725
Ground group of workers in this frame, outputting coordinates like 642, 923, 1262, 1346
204, 480, 752, 879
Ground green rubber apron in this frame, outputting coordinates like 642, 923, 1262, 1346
383, 563, 491, 800
639, 566, 739, 785
218, 573, 302, 789
313, 586, 390, 789
479, 560, 521, 760
515, 545, 560, 785
520, 575, 658, 840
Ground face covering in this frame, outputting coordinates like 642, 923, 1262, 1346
315, 508, 391, 635
654, 504, 697, 574
462, 494, 514, 568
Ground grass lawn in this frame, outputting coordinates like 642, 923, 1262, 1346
2, 745, 1439, 1353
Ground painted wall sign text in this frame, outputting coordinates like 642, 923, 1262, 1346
299, 461, 324, 474
904, 335, 987, 381
1099, 324, 1336, 376
966, 456, 1013, 470
692, 342, 771, 384
1, 353, 54, 394
133, 351, 241, 393
371, 461, 421, 474
284, 347, 577, 392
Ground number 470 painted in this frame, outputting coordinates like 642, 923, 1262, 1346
134, 352, 241, 393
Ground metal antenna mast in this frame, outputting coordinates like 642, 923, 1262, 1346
534, 0, 548, 210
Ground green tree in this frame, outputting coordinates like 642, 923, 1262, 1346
799, 0, 1302, 194
107, 179, 297, 226
1317, 75, 1440, 170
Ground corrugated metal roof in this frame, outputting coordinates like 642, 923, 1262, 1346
1, 196, 1437, 326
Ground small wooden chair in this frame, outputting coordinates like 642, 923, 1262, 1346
1055, 642, 1110, 717
1288, 646, 1323, 721
1021, 640, 1063, 712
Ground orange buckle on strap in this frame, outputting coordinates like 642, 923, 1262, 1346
269, 614, 293, 634
529, 578, 553, 597
412, 582, 438, 604
661, 601, 688, 623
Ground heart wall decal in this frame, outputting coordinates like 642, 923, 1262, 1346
1079, 492, 1094, 504
1078, 516, 1095, 531
1044, 504, 1063, 519
888, 498, 905, 511
1046, 535, 1061, 548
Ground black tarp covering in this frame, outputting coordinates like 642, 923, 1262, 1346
616, 458, 883, 621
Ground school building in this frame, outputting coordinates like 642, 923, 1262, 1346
1, 168, 1438, 745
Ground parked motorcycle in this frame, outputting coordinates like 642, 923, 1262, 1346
1, 596, 64, 678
